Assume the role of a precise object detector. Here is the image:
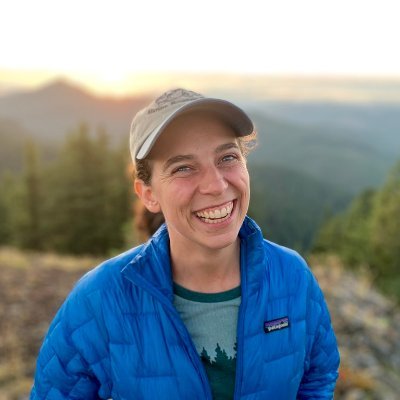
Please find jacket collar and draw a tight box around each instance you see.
[121,216,266,301]
[238,216,266,295]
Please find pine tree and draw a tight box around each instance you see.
[102,139,132,250]
[210,343,236,398]
[341,189,375,266]
[370,160,400,281]
[41,125,131,255]
[0,175,13,244]
[313,159,400,301]
[22,139,42,249]
[214,343,229,365]
[313,188,376,267]
[2,139,44,249]
[200,347,211,365]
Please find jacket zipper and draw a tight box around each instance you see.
[166,301,214,399]
[122,272,213,400]
[233,240,247,400]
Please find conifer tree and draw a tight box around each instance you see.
[2,139,43,249]
[41,125,131,255]
[313,159,400,301]
[22,139,42,249]
[212,343,235,396]
[0,176,12,244]
[314,189,375,267]
[370,160,400,282]
[214,343,229,365]
[200,347,211,365]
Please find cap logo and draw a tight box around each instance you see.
[147,89,203,114]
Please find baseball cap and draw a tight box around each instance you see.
[129,88,254,160]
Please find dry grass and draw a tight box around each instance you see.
[0,246,99,400]
[0,246,101,271]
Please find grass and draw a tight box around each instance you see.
[0,246,101,271]
[0,246,99,400]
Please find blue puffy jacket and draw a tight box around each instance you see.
[31,217,339,399]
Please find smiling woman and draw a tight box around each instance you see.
[31,88,340,399]
[134,110,251,272]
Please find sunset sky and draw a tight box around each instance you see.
[1,0,399,95]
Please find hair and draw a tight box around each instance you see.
[238,130,258,158]
[134,200,165,241]
[135,130,257,186]
[135,158,153,186]
[127,163,165,240]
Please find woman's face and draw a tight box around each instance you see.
[135,111,250,253]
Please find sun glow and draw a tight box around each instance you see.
[1,0,399,96]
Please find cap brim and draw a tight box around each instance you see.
[136,98,254,159]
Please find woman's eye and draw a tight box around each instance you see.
[172,165,191,174]
[221,154,238,163]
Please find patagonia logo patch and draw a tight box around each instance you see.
[264,317,290,334]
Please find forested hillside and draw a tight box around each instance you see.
[248,111,396,194]
[314,160,400,301]
[248,163,350,250]
[0,127,132,255]
[1,80,399,252]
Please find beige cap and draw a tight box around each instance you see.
[130,88,254,160]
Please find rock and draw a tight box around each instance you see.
[311,255,400,400]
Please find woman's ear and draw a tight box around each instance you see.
[134,179,161,213]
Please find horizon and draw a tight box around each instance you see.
[2,0,399,100]
[2,71,400,103]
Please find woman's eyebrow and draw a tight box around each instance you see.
[215,142,240,153]
[162,143,239,171]
[163,155,195,171]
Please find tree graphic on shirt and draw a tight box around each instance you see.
[200,343,236,397]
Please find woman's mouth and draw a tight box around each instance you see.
[195,201,234,224]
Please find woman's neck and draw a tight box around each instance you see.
[170,238,241,293]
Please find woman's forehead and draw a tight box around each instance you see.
[151,132,239,164]
[151,111,238,152]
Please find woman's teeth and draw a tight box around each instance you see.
[196,202,233,223]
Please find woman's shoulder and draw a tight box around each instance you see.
[68,245,145,298]
[48,245,146,333]
[262,238,309,271]
[243,216,313,281]
[261,239,321,290]
[261,239,326,302]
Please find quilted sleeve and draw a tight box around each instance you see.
[30,288,101,400]
[297,272,340,399]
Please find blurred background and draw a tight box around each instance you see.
[1,0,399,398]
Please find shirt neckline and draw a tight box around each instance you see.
[173,282,241,303]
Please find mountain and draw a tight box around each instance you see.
[248,112,395,194]
[0,118,31,172]
[1,79,398,193]
[248,163,350,250]
[248,100,400,157]
[0,79,151,144]
[0,118,60,173]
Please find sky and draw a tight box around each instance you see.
[1,0,399,95]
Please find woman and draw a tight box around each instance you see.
[31,88,339,399]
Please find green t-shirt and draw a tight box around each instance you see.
[173,283,241,399]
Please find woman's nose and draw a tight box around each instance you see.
[198,166,228,195]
